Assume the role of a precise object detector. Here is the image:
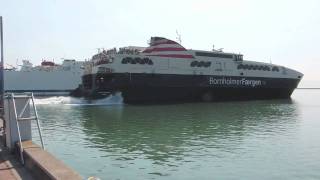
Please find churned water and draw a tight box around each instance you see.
[32,89,320,180]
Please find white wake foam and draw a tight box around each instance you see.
[33,92,123,106]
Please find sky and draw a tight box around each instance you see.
[1,0,320,87]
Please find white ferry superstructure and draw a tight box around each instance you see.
[76,37,303,103]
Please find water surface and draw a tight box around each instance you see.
[33,89,320,179]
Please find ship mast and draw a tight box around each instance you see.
[176,30,182,44]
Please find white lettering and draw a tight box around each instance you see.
[209,77,263,87]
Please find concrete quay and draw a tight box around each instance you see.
[0,118,82,180]
[0,118,34,180]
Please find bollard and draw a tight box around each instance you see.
[4,94,31,150]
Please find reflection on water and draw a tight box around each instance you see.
[34,90,320,179]
[79,100,298,163]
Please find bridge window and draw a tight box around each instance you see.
[195,52,233,59]
[235,55,243,61]
[272,66,279,72]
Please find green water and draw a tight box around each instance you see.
[34,89,320,179]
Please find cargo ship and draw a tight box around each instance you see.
[5,59,85,96]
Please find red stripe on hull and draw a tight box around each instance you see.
[143,47,186,53]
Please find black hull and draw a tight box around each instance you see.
[120,87,295,104]
[78,73,301,104]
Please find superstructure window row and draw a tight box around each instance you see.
[190,61,211,68]
[195,52,233,59]
[237,64,280,72]
[121,57,153,65]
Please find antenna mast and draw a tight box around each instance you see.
[176,30,182,44]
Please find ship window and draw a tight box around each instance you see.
[148,59,154,65]
[241,64,270,71]
[195,52,233,59]
[63,66,71,71]
[262,66,270,71]
[134,57,141,64]
[142,58,153,65]
[123,57,153,65]
[98,67,106,72]
[190,61,197,67]
[266,66,270,71]
[139,58,146,64]
[190,61,211,68]
[122,58,129,64]
[237,64,244,69]
[204,61,211,67]
[130,58,137,64]
[142,58,148,65]
[272,66,279,72]
[126,57,133,64]
[235,55,243,61]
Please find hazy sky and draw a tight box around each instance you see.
[1,0,320,86]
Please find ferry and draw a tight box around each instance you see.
[74,37,303,103]
[5,59,85,96]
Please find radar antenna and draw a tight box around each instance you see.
[218,48,224,52]
[176,30,182,44]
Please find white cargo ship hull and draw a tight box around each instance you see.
[4,60,84,96]
[4,70,82,96]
